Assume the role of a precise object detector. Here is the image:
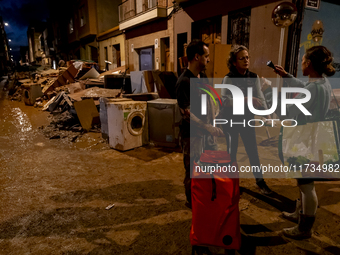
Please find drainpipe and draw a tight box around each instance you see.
[285,0,305,77]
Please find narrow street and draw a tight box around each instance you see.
[1,76,340,254]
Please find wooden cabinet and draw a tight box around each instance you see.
[205,44,232,96]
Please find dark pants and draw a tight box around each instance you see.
[223,120,264,183]
[181,135,217,203]
[181,136,203,203]
[297,179,314,185]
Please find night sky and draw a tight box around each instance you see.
[0,0,50,61]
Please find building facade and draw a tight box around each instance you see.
[27,22,47,65]
[174,0,293,81]
[0,16,10,75]
[119,0,175,72]
[97,0,126,71]
[297,0,340,79]
[25,0,339,82]
[66,0,98,61]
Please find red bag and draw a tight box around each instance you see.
[190,151,240,250]
[199,150,231,163]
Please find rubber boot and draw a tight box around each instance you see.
[282,198,301,223]
[282,212,315,240]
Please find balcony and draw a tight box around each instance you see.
[119,0,168,30]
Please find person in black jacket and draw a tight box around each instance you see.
[176,39,224,208]
[220,45,272,195]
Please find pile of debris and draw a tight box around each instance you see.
[6,61,127,138]
[5,61,182,150]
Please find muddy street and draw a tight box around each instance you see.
[0,77,340,255]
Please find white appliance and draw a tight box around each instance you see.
[107,101,147,151]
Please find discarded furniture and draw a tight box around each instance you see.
[42,64,78,95]
[107,101,147,151]
[147,99,181,147]
[22,83,43,106]
[123,92,158,101]
[99,97,133,141]
[104,74,132,94]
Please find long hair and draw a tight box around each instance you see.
[305,46,335,76]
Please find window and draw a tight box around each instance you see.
[112,44,121,68]
[192,16,221,45]
[227,8,251,48]
[79,6,86,27]
[148,0,157,8]
[69,19,74,34]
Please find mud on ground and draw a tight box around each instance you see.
[1,78,340,255]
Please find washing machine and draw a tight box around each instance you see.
[99,97,133,140]
[107,101,147,151]
[22,83,43,106]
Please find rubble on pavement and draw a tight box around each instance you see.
[4,61,128,138]
[4,63,180,145]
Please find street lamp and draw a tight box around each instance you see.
[10,48,12,50]
[8,39,11,42]
[4,22,9,26]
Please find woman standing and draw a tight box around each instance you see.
[221,45,272,195]
[266,45,335,239]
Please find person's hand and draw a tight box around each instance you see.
[207,125,224,137]
[253,97,263,108]
[274,65,288,77]
[245,97,263,108]
[261,77,272,92]
[264,118,280,127]
[179,108,190,119]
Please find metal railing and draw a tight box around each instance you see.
[119,0,168,23]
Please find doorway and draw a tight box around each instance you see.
[90,46,98,63]
[104,46,109,70]
[112,44,121,69]
[139,47,154,71]
[161,37,170,71]
[177,32,187,76]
